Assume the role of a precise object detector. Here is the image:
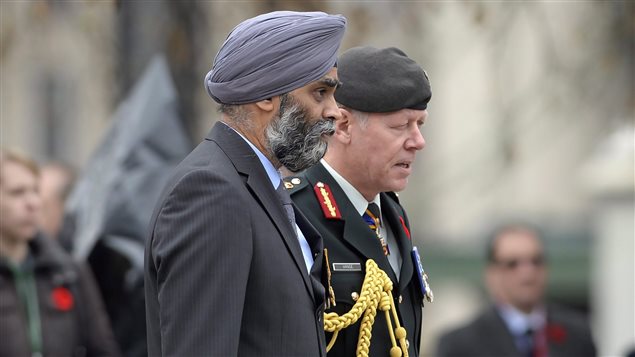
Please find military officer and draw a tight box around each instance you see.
[287,46,433,357]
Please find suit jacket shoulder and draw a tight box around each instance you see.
[436,306,519,357]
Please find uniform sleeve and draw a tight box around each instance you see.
[150,169,252,356]
[76,262,122,357]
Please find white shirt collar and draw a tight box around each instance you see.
[320,158,381,216]
[498,303,546,335]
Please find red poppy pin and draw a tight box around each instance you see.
[399,216,411,240]
[51,286,74,311]
[546,323,567,344]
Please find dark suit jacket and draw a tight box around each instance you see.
[144,122,326,357]
[436,305,597,357]
[287,163,424,357]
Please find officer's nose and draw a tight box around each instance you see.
[406,125,425,151]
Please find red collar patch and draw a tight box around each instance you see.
[313,182,341,219]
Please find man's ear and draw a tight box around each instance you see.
[254,97,276,112]
[333,107,353,144]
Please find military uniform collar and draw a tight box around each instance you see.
[320,158,381,216]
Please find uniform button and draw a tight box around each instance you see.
[398,295,403,304]
[406,340,410,349]
[351,292,359,301]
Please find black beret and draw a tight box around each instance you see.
[335,46,431,113]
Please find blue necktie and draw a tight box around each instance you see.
[517,328,535,357]
[362,203,389,255]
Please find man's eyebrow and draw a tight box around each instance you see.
[318,77,342,89]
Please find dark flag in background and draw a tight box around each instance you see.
[62,55,192,357]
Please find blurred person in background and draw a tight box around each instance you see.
[144,11,346,357]
[0,147,120,357]
[38,161,76,242]
[436,223,596,357]
[286,46,433,356]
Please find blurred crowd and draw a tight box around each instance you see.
[2,145,620,357]
[1,3,632,356]
[0,57,631,356]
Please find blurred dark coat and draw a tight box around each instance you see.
[0,234,120,357]
[287,162,424,357]
[436,304,597,357]
[144,122,327,356]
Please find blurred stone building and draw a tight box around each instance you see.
[1,1,633,356]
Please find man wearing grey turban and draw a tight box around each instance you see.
[145,10,346,357]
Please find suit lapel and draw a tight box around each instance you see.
[305,163,397,282]
[295,206,325,306]
[485,306,523,356]
[207,122,315,301]
[380,194,414,292]
[294,202,323,256]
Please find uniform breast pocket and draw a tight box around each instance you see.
[329,270,365,314]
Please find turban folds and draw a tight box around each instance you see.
[205,11,347,105]
[335,46,432,113]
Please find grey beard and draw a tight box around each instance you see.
[266,96,335,172]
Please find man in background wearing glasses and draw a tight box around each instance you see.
[436,223,597,357]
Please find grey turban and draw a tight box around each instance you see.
[335,46,432,113]
[205,11,347,105]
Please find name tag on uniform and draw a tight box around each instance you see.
[332,263,362,272]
